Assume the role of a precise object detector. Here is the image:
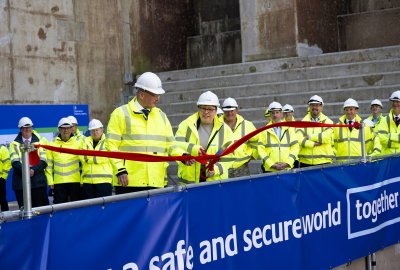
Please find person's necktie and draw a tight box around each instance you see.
[395,117,399,127]
[348,120,353,131]
[142,109,150,119]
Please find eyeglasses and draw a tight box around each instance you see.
[142,90,159,98]
[198,106,217,113]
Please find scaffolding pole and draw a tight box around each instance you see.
[21,141,33,219]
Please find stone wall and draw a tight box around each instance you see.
[0,0,124,123]
[240,0,343,61]
[130,0,194,74]
[338,0,400,51]
[0,0,195,123]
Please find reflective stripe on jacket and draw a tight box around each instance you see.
[175,112,234,183]
[221,114,258,169]
[334,115,381,162]
[107,97,185,188]
[296,112,335,165]
[258,122,299,172]
[46,135,82,185]
[376,110,400,155]
[80,134,115,184]
[0,145,11,179]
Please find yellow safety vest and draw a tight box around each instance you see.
[0,145,11,179]
[296,113,335,165]
[46,135,82,185]
[258,122,299,172]
[107,97,185,188]
[334,115,381,162]
[80,134,115,184]
[221,114,258,169]
[175,113,234,183]
[75,129,86,142]
[376,110,400,155]
[10,131,48,166]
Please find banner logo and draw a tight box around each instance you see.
[347,177,400,239]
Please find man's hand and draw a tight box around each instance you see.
[207,169,215,178]
[271,162,289,170]
[30,169,34,177]
[182,153,195,166]
[118,174,129,187]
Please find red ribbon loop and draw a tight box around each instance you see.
[37,121,355,164]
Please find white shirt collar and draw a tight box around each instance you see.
[135,99,145,111]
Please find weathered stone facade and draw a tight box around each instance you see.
[1,0,399,123]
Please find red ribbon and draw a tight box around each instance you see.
[38,121,359,169]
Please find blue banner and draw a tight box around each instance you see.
[0,104,89,201]
[1,157,400,270]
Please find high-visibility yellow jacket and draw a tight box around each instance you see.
[80,134,115,185]
[258,122,299,172]
[107,97,185,188]
[75,129,86,143]
[10,131,48,190]
[175,113,234,183]
[296,112,335,165]
[0,145,11,179]
[334,115,381,162]
[376,110,400,155]
[46,135,83,185]
[220,114,258,169]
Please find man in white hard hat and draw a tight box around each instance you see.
[9,117,49,208]
[296,95,334,167]
[67,115,85,142]
[107,72,187,194]
[258,102,299,173]
[376,90,400,155]
[46,117,83,203]
[365,99,383,128]
[282,104,295,122]
[80,119,114,199]
[175,91,234,183]
[220,97,258,178]
[334,98,381,162]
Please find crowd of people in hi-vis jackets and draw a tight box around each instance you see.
[1,71,399,210]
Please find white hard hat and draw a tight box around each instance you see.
[197,91,220,107]
[217,107,224,115]
[67,115,78,125]
[58,117,73,128]
[222,97,238,111]
[308,95,324,105]
[268,101,283,111]
[134,72,165,95]
[343,98,359,109]
[282,104,294,112]
[88,119,103,130]
[18,117,33,128]
[389,90,400,101]
[370,99,383,107]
